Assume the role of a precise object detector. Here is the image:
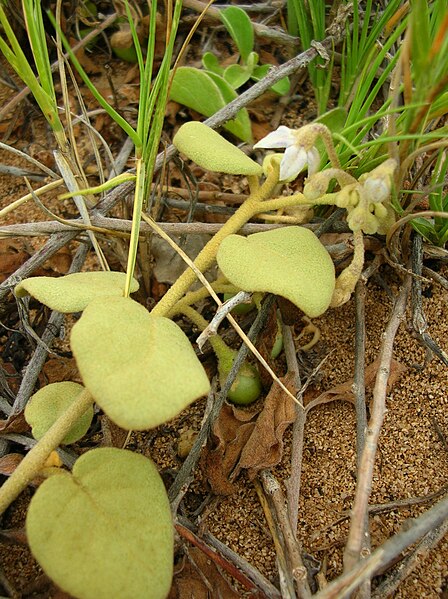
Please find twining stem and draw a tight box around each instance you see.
[178,305,232,362]
[260,192,338,213]
[167,278,238,319]
[0,390,94,515]
[150,165,280,317]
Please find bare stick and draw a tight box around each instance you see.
[283,324,305,535]
[411,234,448,366]
[201,527,282,599]
[254,476,296,599]
[350,280,371,598]
[9,244,89,416]
[259,470,312,599]
[343,279,410,571]
[313,494,448,598]
[0,180,135,306]
[182,0,299,47]
[371,517,448,598]
[168,380,216,506]
[175,520,271,597]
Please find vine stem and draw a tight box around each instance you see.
[150,167,280,317]
[0,390,94,515]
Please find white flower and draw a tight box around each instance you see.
[254,125,320,182]
[363,177,390,204]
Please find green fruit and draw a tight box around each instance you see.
[223,292,255,315]
[219,358,262,405]
[270,316,283,359]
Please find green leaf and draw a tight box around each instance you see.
[223,63,252,89]
[246,51,259,70]
[316,106,347,132]
[217,227,335,318]
[170,67,252,141]
[220,6,254,62]
[202,52,224,75]
[251,64,290,95]
[15,272,139,313]
[173,122,262,175]
[26,448,173,599]
[205,71,253,141]
[71,296,210,430]
[25,382,93,444]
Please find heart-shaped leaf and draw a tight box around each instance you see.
[25,382,93,444]
[173,121,261,176]
[26,448,173,599]
[71,296,210,430]
[217,227,335,318]
[15,272,139,313]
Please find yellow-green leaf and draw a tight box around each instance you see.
[26,448,173,599]
[173,121,262,175]
[25,382,93,444]
[71,296,210,430]
[15,272,139,313]
[217,227,335,318]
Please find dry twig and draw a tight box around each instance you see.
[343,279,411,574]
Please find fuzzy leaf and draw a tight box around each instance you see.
[26,448,173,599]
[173,121,261,175]
[71,296,210,430]
[170,67,252,142]
[25,382,93,444]
[15,272,138,313]
[217,227,335,318]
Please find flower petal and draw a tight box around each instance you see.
[306,147,321,176]
[363,177,389,203]
[279,145,307,181]
[253,125,296,149]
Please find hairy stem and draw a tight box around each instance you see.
[150,166,280,317]
[0,390,94,515]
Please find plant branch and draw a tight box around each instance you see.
[150,165,280,318]
[282,324,305,535]
[313,493,448,599]
[343,278,410,572]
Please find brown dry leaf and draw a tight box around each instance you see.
[0,452,23,476]
[251,120,273,143]
[73,42,101,74]
[202,373,298,493]
[168,547,240,599]
[237,372,297,479]
[41,357,80,385]
[0,239,30,283]
[0,410,29,434]
[201,402,260,495]
[118,83,140,103]
[304,357,407,413]
[44,246,72,275]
